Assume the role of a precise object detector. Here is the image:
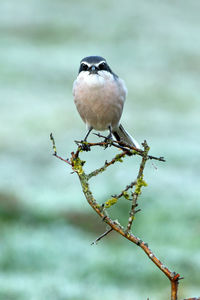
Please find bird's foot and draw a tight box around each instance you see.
[104,134,113,148]
[80,141,91,152]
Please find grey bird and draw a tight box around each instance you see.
[73,56,140,148]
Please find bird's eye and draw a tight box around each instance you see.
[98,62,106,70]
[81,63,88,71]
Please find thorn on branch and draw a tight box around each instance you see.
[179,277,184,280]
[91,228,113,245]
[102,215,107,222]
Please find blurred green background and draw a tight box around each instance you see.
[0,0,200,299]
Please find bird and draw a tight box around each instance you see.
[72,55,140,148]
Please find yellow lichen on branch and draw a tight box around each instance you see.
[135,175,148,195]
[105,197,118,208]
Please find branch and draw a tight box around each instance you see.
[126,140,149,233]
[75,136,165,162]
[50,133,198,300]
[50,133,71,165]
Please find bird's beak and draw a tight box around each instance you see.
[89,65,98,74]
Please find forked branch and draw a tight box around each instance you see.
[50,133,198,300]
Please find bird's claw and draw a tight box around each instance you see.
[80,141,91,151]
[103,135,113,148]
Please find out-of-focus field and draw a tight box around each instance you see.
[0,0,200,299]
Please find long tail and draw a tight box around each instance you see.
[112,124,140,149]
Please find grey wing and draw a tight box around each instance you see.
[116,77,128,103]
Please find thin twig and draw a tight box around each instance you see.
[50,133,57,155]
[113,180,137,199]
[126,140,149,233]
[91,228,113,245]
[50,133,71,165]
[87,151,127,179]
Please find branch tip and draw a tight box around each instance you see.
[50,132,57,155]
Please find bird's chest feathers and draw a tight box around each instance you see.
[74,73,116,102]
[83,74,105,89]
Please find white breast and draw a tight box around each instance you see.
[82,72,105,88]
[73,70,127,131]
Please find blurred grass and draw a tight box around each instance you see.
[0,0,200,299]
